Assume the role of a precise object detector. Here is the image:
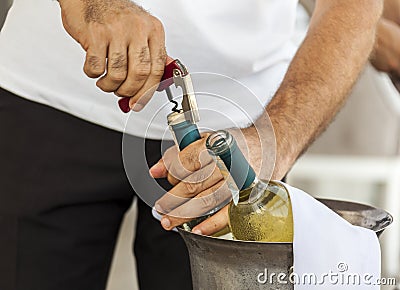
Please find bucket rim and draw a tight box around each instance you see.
[177,198,393,244]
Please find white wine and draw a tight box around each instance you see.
[206,131,293,242]
[228,181,293,242]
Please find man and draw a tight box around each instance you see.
[0,1,382,290]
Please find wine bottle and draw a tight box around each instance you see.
[206,130,293,242]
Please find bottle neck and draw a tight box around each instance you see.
[206,130,257,191]
[237,178,271,204]
[237,182,256,203]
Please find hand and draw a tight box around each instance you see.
[371,18,400,77]
[149,135,233,235]
[149,127,267,236]
[58,0,167,111]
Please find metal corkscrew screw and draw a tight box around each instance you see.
[117,58,201,150]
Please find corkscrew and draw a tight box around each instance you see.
[118,59,201,150]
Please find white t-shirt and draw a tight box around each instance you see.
[0,0,298,139]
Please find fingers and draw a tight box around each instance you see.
[114,16,166,111]
[166,138,213,185]
[74,4,167,111]
[84,49,107,78]
[149,146,178,179]
[150,136,213,183]
[125,24,167,110]
[83,31,107,78]
[192,205,230,236]
[155,162,223,213]
[160,180,231,230]
[114,44,151,105]
[150,136,230,233]
[96,39,129,92]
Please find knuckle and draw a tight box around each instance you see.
[169,161,180,178]
[200,193,218,209]
[167,174,176,186]
[150,16,164,32]
[85,55,104,77]
[150,48,167,78]
[130,46,151,81]
[96,82,114,93]
[109,52,127,71]
[132,13,147,26]
[168,164,182,183]
[203,164,217,180]
[156,47,167,63]
[184,181,198,194]
[108,72,127,83]
[196,171,208,183]
[84,67,99,78]
[151,66,165,78]
[133,65,151,81]
[116,82,141,96]
[86,55,101,68]
[183,151,201,171]
[135,46,151,64]
[116,88,133,97]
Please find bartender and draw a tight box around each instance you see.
[0,0,388,290]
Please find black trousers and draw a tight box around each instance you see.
[0,88,192,290]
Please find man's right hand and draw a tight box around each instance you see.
[58,0,167,111]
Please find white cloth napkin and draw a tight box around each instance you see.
[282,183,381,289]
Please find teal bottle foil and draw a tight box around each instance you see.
[167,110,201,150]
[206,131,256,191]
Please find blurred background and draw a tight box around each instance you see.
[1,1,399,289]
[288,2,400,290]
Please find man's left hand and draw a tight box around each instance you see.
[149,136,232,235]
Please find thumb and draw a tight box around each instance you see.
[149,159,168,178]
[192,205,229,236]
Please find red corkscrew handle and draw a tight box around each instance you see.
[118,58,180,113]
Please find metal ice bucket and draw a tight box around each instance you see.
[178,199,393,290]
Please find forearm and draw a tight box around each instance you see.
[265,0,383,179]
